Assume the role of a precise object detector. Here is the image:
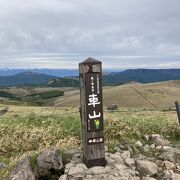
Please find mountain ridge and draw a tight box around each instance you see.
[0,69,180,87]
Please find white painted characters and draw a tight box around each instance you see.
[88,94,100,107]
[88,110,101,119]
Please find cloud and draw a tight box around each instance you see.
[0,0,180,68]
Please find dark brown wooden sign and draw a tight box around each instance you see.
[175,101,180,125]
[79,58,106,168]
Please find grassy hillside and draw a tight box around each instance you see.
[54,80,180,109]
[0,105,179,179]
[0,80,179,108]
[47,77,79,87]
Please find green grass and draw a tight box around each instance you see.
[26,90,64,100]
[0,107,180,179]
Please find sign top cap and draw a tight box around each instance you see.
[79,57,101,65]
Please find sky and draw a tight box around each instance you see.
[0,0,180,69]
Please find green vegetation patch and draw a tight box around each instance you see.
[26,90,64,100]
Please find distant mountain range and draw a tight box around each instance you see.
[0,68,79,77]
[0,72,56,87]
[0,69,180,87]
[103,69,180,85]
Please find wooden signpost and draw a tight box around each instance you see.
[175,101,180,125]
[79,57,106,168]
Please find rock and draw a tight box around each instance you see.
[156,146,162,150]
[150,134,170,146]
[130,177,140,180]
[115,163,126,171]
[59,174,67,180]
[109,152,123,163]
[0,162,7,169]
[88,166,111,175]
[134,154,146,160]
[128,145,134,155]
[114,147,123,153]
[37,149,63,177]
[125,158,135,168]
[119,144,125,150]
[163,146,173,151]
[174,173,180,180]
[155,160,164,167]
[121,151,131,159]
[143,144,150,152]
[132,147,140,154]
[150,144,156,149]
[64,162,75,173]
[135,141,143,147]
[107,104,118,111]
[144,135,149,141]
[163,170,175,179]
[105,145,108,152]
[68,163,87,177]
[159,150,175,163]
[164,160,175,170]
[106,156,115,165]
[142,177,156,180]
[136,160,158,176]
[9,157,35,180]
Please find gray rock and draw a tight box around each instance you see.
[109,152,123,163]
[136,160,158,176]
[144,135,149,141]
[125,158,135,168]
[0,162,7,169]
[119,144,125,150]
[64,162,75,173]
[159,150,175,163]
[114,147,123,153]
[105,145,108,152]
[121,151,131,159]
[150,144,156,149]
[163,146,173,151]
[164,160,175,170]
[107,104,118,111]
[115,163,126,171]
[150,134,170,146]
[37,149,63,177]
[59,174,68,180]
[106,156,115,165]
[133,147,140,154]
[163,170,174,179]
[134,154,146,160]
[142,177,156,180]
[130,177,140,180]
[88,166,111,175]
[156,146,162,150]
[68,163,87,177]
[143,144,150,152]
[135,141,143,147]
[9,157,35,180]
[174,173,180,180]
[155,160,164,167]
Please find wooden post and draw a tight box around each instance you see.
[79,57,106,168]
[175,101,180,125]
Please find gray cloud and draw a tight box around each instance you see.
[0,0,180,68]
